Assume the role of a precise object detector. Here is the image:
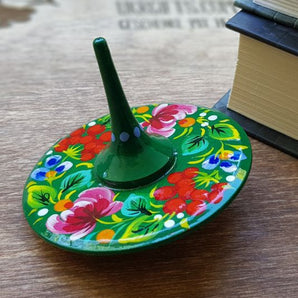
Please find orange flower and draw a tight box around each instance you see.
[136,106,149,114]
[178,117,195,127]
[54,199,74,212]
[96,229,115,244]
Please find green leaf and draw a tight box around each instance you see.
[194,170,221,188]
[226,144,248,150]
[182,136,209,156]
[180,218,190,229]
[118,216,162,244]
[121,194,152,217]
[60,170,92,192]
[209,123,240,141]
[27,185,57,209]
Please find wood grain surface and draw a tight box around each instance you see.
[1,0,297,297]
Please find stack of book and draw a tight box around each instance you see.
[214,0,298,157]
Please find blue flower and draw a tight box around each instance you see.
[31,155,73,181]
[31,167,49,181]
[44,155,61,168]
[229,151,247,161]
[202,151,246,173]
[202,155,220,170]
[219,161,237,173]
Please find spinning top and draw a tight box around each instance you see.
[23,38,252,254]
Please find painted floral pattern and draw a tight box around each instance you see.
[140,104,197,137]
[46,188,122,241]
[23,104,252,253]
[31,155,73,182]
[55,123,111,161]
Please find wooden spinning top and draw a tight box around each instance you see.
[22,38,252,254]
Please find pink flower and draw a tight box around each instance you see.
[46,187,123,241]
[142,104,197,137]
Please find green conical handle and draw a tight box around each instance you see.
[93,37,139,138]
[93,37,177,190]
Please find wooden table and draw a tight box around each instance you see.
[1,0,297,297]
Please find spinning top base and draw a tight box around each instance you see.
[94,128,177,190]
[23,104,252,254]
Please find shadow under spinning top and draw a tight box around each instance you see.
[23,38,252,254]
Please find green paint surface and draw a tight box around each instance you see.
[23,104,252,254]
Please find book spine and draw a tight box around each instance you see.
[234,0,298,29]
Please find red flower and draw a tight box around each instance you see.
[46,187,123,241]
[55,124,111,161]
[141,104,197,137]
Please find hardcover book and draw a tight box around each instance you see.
[234,0,298,29]
[254,0,298,19]
[217,11,298,157]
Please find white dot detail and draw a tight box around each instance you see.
[88,121,96,127]
[38,208,48,217]
[201,122,209,127]
[177,213,184,219]
[199,112,207,117]
[164,219,175,228]
[208,115,218,121]
[46,150,53,155]
[154,214,162,221]
[226,175,235,182]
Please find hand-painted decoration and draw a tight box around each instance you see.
[23,38,252,254]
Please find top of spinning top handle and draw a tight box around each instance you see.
[93,37,177,190]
